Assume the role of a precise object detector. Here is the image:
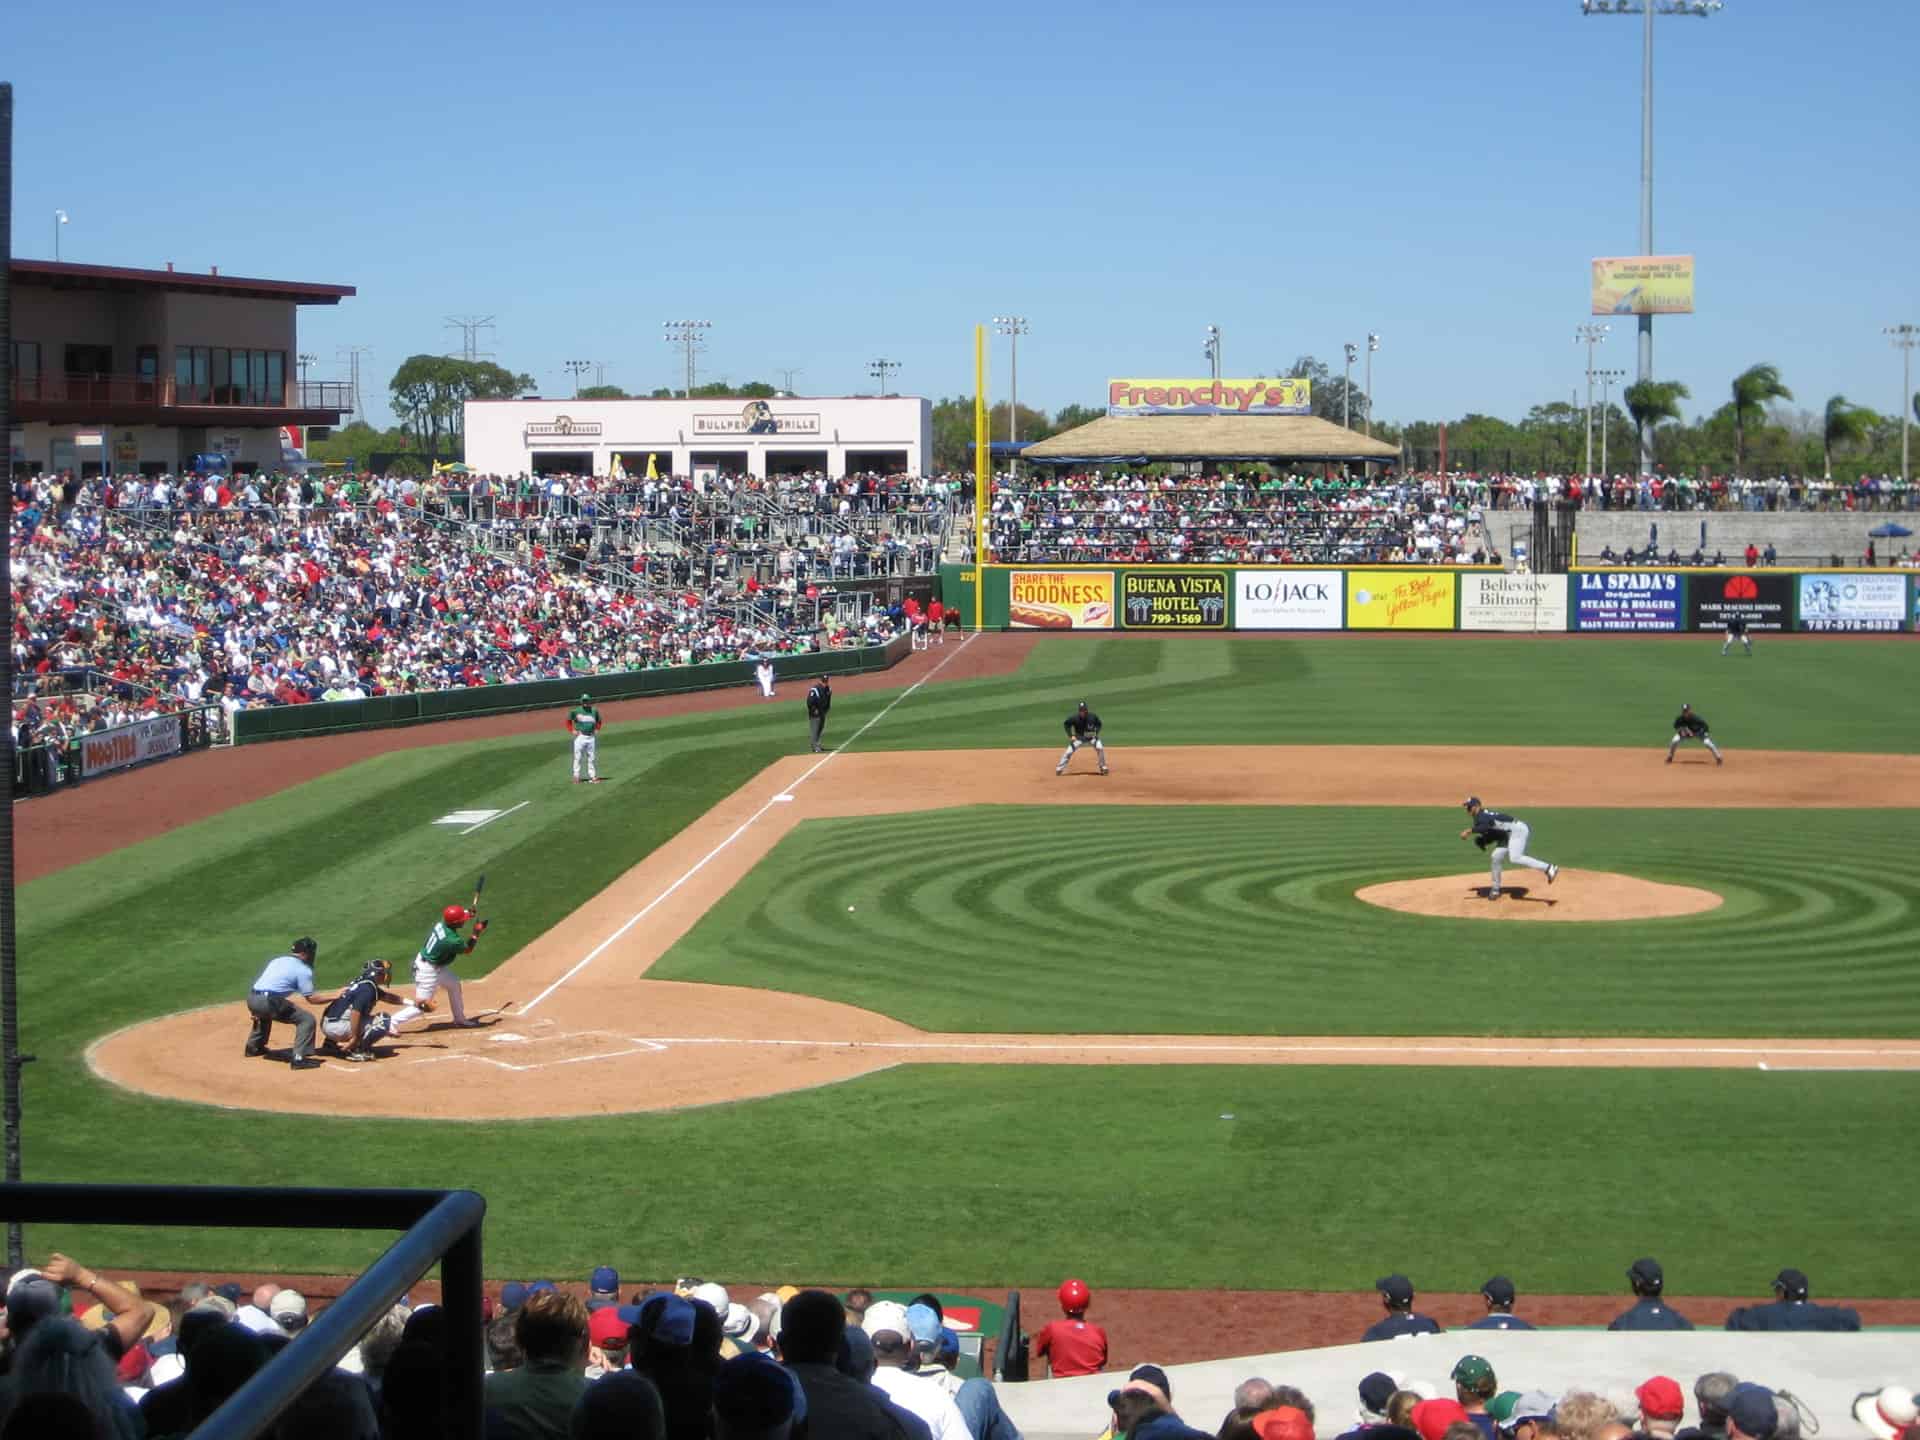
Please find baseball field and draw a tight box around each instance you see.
[23,633,1920,1302]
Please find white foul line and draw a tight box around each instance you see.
[520,635,979,1017]
[462,800,530,835]
[596,1036,1920,1061]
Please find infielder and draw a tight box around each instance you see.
[1460,796,1559,899]
[389,904,489,1033]
[320,959,405,1061]
[1668,703,1724,764]
[1056,702,1108,776]
[568,693,602,783]
[1721,614,1752,657]
[755,654,776,699]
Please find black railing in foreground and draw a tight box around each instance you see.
[0,1183,485,1439]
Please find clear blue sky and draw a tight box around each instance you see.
[8,0,1917,431]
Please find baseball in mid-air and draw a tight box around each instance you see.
[847,905,856,912]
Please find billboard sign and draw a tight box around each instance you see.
[1460,573,1570,632]
[1107,378,1310,417]
[1009,570,1115,630]
[1235,570,1342,629]
[1346,571,1457,630]
[1689,572,1791,632]
[1575,571,1682,631]
[1591,255,1695,315]
[1796,574,1907,632]
[1119,570,1228,629]
[79,713,182,779]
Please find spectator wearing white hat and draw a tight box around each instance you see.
[865,1302,967,1440]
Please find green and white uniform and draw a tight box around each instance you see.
[390,920,478,1030]
[569,703,601,781]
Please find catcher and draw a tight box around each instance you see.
[320,959,406,1061]
[1056,701,1108,776]
[388,903,490,1034]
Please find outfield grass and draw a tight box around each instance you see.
[650,805,1920,1037]
[21,635,1920,1282]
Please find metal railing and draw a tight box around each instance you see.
[0,1182,485,1440]
[8,374,353,414]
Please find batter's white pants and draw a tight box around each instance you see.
[1490,820,1552,888]
[390,957,467,1030]
[572,733,597,780]
[1057,737,1107,773]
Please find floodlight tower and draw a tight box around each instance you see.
[1580,0,1724,474]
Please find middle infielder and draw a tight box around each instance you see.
[389,904,489,1033]
[1056,702,1108,776]
[1460,796,1559,899]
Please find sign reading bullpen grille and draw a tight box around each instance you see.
[1120,571,1227,629]
[80,713,184,779]
[1688,573,1791,632]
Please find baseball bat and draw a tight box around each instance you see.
[471,872,487,914]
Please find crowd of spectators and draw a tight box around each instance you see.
[1587,539,1919,569]
[985,474,1498,566]
[1382,474,1917,514]
[8,470,910,748]
[0,1254,1910,1440]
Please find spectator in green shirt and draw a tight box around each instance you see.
[484,1290,590,1440]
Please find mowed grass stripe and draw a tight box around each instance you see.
[650,805,1920,1037]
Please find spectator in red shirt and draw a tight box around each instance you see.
[1030,1278,1107,1378]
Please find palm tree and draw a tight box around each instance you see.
[1625,379,1690,470]
[1822,395,1875,479]
[1730,363,1793,476]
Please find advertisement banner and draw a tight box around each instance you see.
[79,713,182,779]
[1235,570,1342,630]
[1119,570,1228,629]
[1796,574,1907,632]
[1575,571,1683,631]
[1009,570,1115,630]
[1460,573,1570,632]
[1591,255,1695,315]
[1106,378,1310,417]
[1688,573,1792,632]
[1346,571,1457,630]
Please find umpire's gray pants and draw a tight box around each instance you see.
[809,714,826,752]
[246,991,314,1061]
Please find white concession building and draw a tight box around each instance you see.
[463,394,932,479]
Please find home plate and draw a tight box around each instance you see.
[773,794,795,803]
[489,1032,531,1044]
[434,810,501,826]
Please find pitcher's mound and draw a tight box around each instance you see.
[1356,870,1722,922]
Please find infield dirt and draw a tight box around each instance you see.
[88,743,1920,1119]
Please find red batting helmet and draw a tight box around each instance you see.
[1057,1278,1091,1313]
[443,904,470,927]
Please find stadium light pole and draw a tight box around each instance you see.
[563,359,592,397]
[1576,323,1610,475]
[1581,0,1724,475]
[1343,342,1358,430]
[1889,324,1917,485]
[1595,368,1627,477]
[868,358,900,397]
[992,316,1029,456]
[1203,325,1221,382]
[2,82,27,1270]
[1364,333,1380,437]
[662,320,710,397]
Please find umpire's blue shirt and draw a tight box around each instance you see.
[1608,1297,1693,1331]
[252,955,315,996]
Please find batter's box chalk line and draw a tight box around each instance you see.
[409,1029,672,1072]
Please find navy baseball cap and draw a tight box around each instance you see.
[1131,1364,1172,1398]
[1482,1276,1516,1305]
[1773,1268,1809,1299]
[1377,1274,1415,1305]
[1728,1385,1779,1439]
[1628,1257,1664,1288]
[1462,796,1481,809]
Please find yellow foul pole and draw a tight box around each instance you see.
[973,325,989,631]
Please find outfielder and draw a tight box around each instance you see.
[568,693,602,783]
[1721,614,1752,657]
[1668,703,1724,764]
[320,959,405,1061]
[1056,702,1108,776]
[1460,796,1559,899]
[389,904,489,1033]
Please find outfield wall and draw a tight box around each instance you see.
[231,633,913,745]
[938,564,1918,634]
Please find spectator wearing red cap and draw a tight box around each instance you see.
[1363,1275,1443,1342]
[1030,1279,1106,1379]
[587,1306,632,1378]
[1413,1399,1473,1440]
[1637,1378,1687,1440]
[1254,1407,1317,1440]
